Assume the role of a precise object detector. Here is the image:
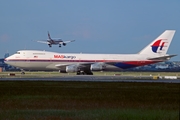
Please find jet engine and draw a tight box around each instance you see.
[63,43,66,46]
[66,65,78,72]
[90,63,106,71]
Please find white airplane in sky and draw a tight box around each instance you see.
[5,30,176,75]
[36,31,75,47]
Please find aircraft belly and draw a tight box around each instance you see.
[14,62,53,70]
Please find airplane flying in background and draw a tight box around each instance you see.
[36,31,75,47]
[5,30,176,75]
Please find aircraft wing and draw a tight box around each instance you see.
[55,62,94,72]
[55,62,91,69]
[37,40,49,44]
[62,40,75,44]
[55,62,109,73]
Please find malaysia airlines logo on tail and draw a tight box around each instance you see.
[151,39,167,53]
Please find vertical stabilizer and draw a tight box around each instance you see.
[47,31,52,40]
[139,30,175,55]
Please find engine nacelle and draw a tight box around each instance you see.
[63,43,66,46]
[90,63,105,71]
[66,65,78,73]
[59,70,66,73]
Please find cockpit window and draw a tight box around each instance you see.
[16,52,20,54]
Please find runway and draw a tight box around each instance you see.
[0,75,180,83]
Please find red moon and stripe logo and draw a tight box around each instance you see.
[151,39,167,53]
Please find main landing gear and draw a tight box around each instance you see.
[76,71,93,75]
[21,71,25,75]
[21,69,25,75]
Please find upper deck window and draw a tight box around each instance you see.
[33,53,45,55]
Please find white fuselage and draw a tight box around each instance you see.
[48,39,62,45]
[5,50,161,71]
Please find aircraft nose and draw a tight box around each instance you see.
[4,56,16,67]
[4,56,11,64]
[4,58,8,63]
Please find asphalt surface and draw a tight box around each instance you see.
[0,75,180,83]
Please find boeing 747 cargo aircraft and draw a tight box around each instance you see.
[36,31,75,47]
[5,30,176,75]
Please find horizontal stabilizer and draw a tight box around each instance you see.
[147,54,177,61]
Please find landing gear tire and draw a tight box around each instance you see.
[87,72,93,75]
[84,70,93,75]
[77,71,85,75]
[21,71,25,75]
[76,71,93,75]
[77,71,80,75]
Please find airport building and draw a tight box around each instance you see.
[0,53,9,72]
[0,58,6,72]
[0,53,20,72]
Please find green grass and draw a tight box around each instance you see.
[1,71,180,78]
[0,82,179,119]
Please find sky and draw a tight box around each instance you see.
[0,0,180,60]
